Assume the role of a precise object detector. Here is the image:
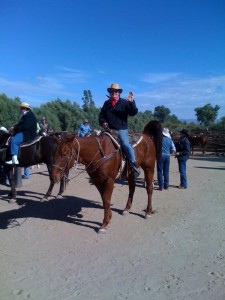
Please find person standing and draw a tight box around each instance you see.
[23,167,30,179]
[6,102,37,165]
[78,119,91,137]
[157,128,176,190]
[39,117,49,135]
[175,129,191,189]
[99,83,140,177]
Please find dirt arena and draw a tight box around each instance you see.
[0,154,225,300]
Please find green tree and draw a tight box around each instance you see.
[82,90,94,113]
[0,94,21,129]
[153,105,170,123]
[194,103,220,127]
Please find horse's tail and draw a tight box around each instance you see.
[143,120,162,161]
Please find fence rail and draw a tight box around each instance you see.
[172,133,225,154]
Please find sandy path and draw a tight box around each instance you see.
[0,154,225,300]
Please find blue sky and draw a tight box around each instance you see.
[0,0,225,120]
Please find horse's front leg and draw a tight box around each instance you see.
[122,174,135,216]
[41,181,54,201]
[56,170,70,199]
[55,177,66,199]
[96,178,114,234]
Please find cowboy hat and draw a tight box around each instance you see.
[0,126,8,132]
[179,129,189,136]
[162,128,171,138]
[107,83,123,93]
[20,102,31,110]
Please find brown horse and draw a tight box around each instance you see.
[188,133,208,155]
[0,131,71,202]
[51,120,162,233]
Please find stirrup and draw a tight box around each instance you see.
[131,162,141,178]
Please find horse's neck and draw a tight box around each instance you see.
[73,137,100,165]
[74,136,115,165]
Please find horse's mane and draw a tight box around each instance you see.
[143,120,162,161]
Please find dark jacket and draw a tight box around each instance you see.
[175,137,190,160]
[13,110,37,142]
[99,97,138,130]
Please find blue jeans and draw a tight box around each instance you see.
[24,167,30,178]
[178,159,187,188]
[10,132,23,156]
[118,129,136,163]
[157,154,170,189]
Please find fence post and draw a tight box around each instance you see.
[15,167,23,188]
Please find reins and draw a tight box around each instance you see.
[85,136,121,174]
[53,134,121,182]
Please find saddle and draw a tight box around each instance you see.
[103,130,143,179]
[104,130,143,150]
[20,136,43,148]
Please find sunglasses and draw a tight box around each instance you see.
[110,90,119,94]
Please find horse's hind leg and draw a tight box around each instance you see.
[122,174,135,215]
[144,168,154,219]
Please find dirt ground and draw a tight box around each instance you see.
[0,154,225,300]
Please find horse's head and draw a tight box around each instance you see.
[51,133,76,183]
[0,130,11,149]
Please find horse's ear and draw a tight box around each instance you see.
[62,133,76,144]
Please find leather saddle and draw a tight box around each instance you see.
[102,130,143,179]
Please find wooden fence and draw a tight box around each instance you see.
[206,134,225,153]
[172,133,225,154]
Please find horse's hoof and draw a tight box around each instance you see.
[56,195,63,199]
[98,228,107,234]
[145,214,152,220]
[122,210,129,216]
[9,199,17,204]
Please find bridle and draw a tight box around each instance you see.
[52,142,77,178]
[52,135,121,178]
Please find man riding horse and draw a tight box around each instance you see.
[6,102,37,165]
[99,83,140,177]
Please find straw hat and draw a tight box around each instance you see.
[107,83,123,93]
[162,128,171,138]
[20,102,31,110]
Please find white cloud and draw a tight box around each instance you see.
[55,66,90,84]
[137,73,225,119]
[141,72,181,84]
[0,70,224,120]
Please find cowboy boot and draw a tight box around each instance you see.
[132,162,141,178]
